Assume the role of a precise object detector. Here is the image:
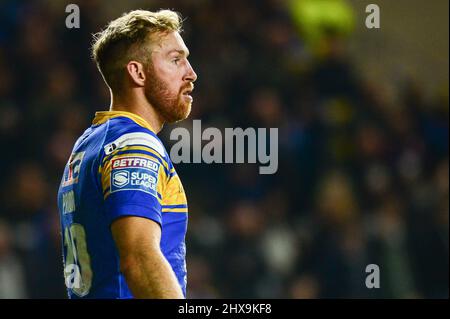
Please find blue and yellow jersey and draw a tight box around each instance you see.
[57,111,188,298]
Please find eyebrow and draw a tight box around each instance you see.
[167,49,190,57]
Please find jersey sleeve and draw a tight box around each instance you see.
[99,130,170,226]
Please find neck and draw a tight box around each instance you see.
[109,89,164,134]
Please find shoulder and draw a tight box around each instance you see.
[99,117,173,179]
[103,117,167,159]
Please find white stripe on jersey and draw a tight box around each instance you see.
[104,132,166,156]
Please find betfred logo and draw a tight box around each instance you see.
[112,157,159,172]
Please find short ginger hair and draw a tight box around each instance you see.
[91,9,182,91]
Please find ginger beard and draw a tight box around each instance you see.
[144,64,192,124]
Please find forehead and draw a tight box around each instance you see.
[152,31,189,56]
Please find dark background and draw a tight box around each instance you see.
[0,0,448,298]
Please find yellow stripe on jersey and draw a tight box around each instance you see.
[161,174,188,207]
[161,208,188,213]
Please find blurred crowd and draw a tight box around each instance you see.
[0,0,448,298]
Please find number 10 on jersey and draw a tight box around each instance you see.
[63,223,93,297]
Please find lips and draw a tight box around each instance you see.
[182,85,194,96]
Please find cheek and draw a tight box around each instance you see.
[153,65,181,93]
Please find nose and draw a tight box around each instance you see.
[184,60,197,83]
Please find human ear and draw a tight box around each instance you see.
[126,61,146,87]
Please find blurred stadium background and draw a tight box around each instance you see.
[0,0,448,298]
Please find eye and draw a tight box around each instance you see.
[172,58,181,65]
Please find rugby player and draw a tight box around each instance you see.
[57,9,197,298]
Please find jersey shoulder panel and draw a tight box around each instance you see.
[98,117,170,226]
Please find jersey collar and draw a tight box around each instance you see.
[92,111,156,133]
